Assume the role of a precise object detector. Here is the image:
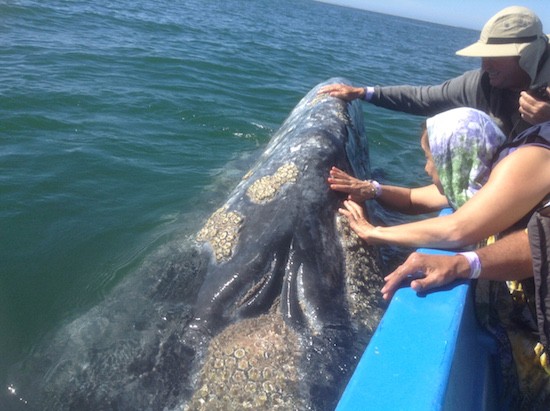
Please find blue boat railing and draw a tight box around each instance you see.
[336,211,503,411]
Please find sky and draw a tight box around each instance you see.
[317,1,550,30]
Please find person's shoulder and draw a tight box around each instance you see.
[447,69,483,86]
[457,69,483,79]
[506,145,550,168]
[514,121,550,145]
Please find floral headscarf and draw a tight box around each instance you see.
[426,107,507,209]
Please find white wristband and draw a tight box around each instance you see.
[459,251,482,279]
[362,86,375,101]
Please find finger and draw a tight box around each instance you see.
[410,279,425,292]
[411,274,445,293]
[521,92,539,109]
[381,280,397,301]
[338,208,351,219]
[410,277,436,293]
[381,277,400,295]
[318,86,336,95]
[328,175,347,183]
[339,171,353,180]
[342,200,353,211]
[330,184,352,193]
[382,266,408,289]
[382,287,399,301]
[345,202,361,219]
[382,270,417,300]
[331,178,352,188]
[330,179,351,186]
[344,199,359,211]
[349,201,365,218]
[521,111,535,123]
[331,168,348,179]
[385,264,415,283]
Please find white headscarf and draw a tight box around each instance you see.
[426,107,507,209]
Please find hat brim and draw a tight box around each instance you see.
[456,41,524,57]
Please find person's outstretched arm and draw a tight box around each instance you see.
[381,229,532,301]
[328,167,448,214]
[339,146,550,249]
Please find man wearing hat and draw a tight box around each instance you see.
[320,6,550,139]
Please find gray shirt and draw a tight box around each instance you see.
[370,67,548,139]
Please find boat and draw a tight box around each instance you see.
[336,209,504,411]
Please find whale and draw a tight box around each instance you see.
[182,78,387,410]
[2,78,386,411]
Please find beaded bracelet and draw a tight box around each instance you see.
[366,180,382,199]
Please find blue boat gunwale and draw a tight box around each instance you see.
[336,209,502,411]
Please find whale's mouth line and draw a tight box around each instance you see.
[236,256,284,311]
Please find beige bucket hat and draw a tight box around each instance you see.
[456,6,544,57]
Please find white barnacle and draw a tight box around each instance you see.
[196,207,244,263]
[246,163,299,204]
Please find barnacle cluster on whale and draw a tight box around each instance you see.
[196,162,299,262]
[185,314,304,410]
[246,162,299,204]
[196,207,243,263]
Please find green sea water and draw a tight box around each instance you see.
[0,0,478,405]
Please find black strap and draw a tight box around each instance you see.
[537,43,549,77]
[491,122,550,167]
[487,35,538,44]
[529,206,550,350]
[502,133,550,151]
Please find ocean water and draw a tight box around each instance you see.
[0,0,478,406]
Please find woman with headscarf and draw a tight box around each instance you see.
[328,107,506,216]
[425,107,507,209]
